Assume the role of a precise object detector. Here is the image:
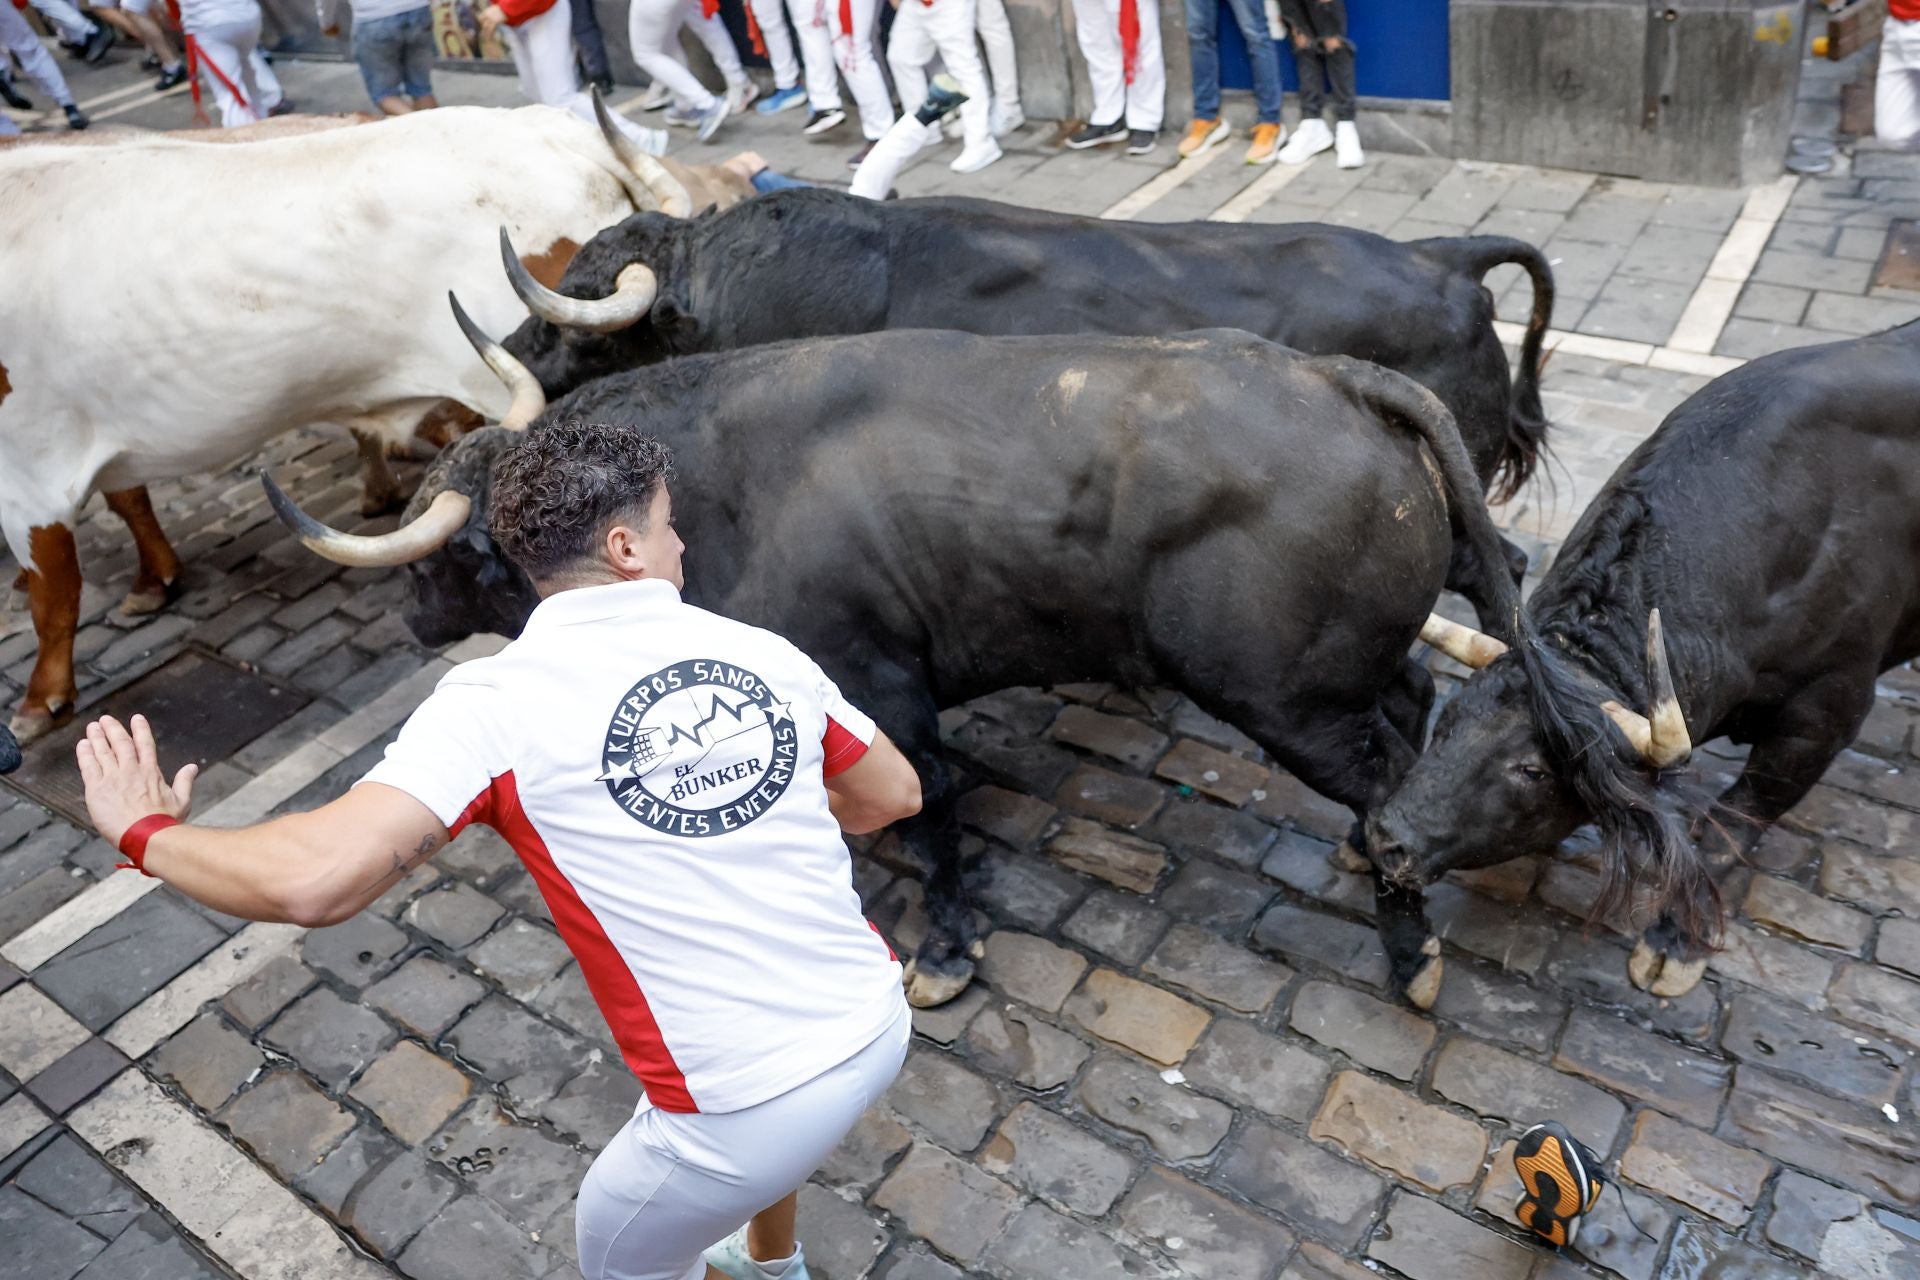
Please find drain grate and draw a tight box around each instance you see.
[1875,220,1920,293]
[1,649,310,828]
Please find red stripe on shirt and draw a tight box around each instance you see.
[451,771,699,1113]
[822,716,869,778]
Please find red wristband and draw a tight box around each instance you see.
[117,814,180,876]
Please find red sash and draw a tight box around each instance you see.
[1119,0,1139,84]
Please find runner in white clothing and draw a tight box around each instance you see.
[178,0,286,127]
[75,421,921,1280]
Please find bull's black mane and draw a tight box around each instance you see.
[1508,491,1722,945]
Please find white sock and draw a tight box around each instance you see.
[747,1247,801,1279]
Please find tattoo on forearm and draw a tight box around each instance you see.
[357,832,442,897]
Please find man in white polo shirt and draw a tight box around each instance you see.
[74,421,921,1280]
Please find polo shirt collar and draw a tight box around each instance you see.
[523,577,683,631]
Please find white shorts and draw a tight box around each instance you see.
[576,996,910,1280]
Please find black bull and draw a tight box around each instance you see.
[501,189,1556,622]
[274,330,1524,1005]
[1366,318,1920,1002]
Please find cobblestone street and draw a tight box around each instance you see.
[5,43,1920,1280]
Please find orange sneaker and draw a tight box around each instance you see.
[1246,122,1283,164]
[1178,117,1229,158]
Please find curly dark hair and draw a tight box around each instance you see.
[489,421,674,580]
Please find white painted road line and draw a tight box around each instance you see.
[77,78,170,112]
[1102,146,1225,220]
[105,922,305,1059]
[71,1071,388,1280]
[1493,319,1746,382]
[87,83,192,124]
[3,655,453,972]
[1667,174,1798,355]
[1208,162,1305,223]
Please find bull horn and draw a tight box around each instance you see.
[262,471,471,568]
[590,87,692,217]
[1420,614,1508,669]
[449,292,545,431]
[499,228,658,333]
[1644,609,1692,767]
[1601,611,1692,768]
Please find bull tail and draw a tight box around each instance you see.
[1322,356,1526,643]
[1417,235,1556,505]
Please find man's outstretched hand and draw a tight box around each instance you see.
[75,714,197,848]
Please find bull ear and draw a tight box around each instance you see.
[650,290,700,340]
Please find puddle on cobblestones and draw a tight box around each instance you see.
[0,648,308,826]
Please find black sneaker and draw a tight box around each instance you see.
[82,23,116,64]
[141,53,161,71]
[0,79,32,111]
[268,98,295,116]
[847,139,876,170]
[1126,128,1158,156]
[156,63,188,91]
[1065,119,1126,149]
[65,103,90,130]
[916,72,966,125]
[1514,1122,1604,1249]
[591,73,614,96]
[804,107,846,136]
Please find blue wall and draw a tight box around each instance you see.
[1215,0,1449,101]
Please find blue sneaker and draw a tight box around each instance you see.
[695,96,728,143]
[704,1227,810,1280]
[756,84,807,115]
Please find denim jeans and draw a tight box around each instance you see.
[1186,0,1281,124]
[351,6,433,103]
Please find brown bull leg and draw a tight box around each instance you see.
[353,429,406,518]
[103,486,182,616]
[13,524,81,744]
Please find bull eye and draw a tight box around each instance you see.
[1517,764,1551,784]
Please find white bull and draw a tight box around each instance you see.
[0,102,693,742]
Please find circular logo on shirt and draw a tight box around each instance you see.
[599,659,799,838]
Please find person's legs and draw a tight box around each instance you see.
[627,0,718,108]
[1122,0,1164,135]
[884,0,935,146]
[570,0,614,89]
[684,0,751,102]
[108,0,184,79]
[1184,0,1220,122]
[928,0,992,161]
[188,19,261,126]
[848,108,931,195]
[353,12,411,113]
[1313,0,1354,121]
[1224,0,1280,123]
[784,0,841,114]
[1878,19,1920,148]
[746,0,799,92]
[973,0,1018,124]
[400,7,437,106]
[830,0,894,139]
[1068,0,1124,127]
[579,1005,908,1280]
[1,2,75,104]
[244,20,284,113]
[29,0,95,49]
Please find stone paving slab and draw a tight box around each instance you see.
[7,29,1920,1280]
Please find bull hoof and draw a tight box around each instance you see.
[1628,937,1708,998]
[120,579,178,617]
[1404,936,1443,1010]
[903,955,975,1008]
[1331,841,1370,874]
[9,699,71,745]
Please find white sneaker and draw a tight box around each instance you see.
[990,102,1025,137]
[950,138,1002,173]
[636,81,672,111]
[943,114,964,141]
[1276,117,1332,165]
[1335,119,1365,168]
[730,81,760,113]
[705,1227,811,1280]
[695,96,729,142]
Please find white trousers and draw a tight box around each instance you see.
[508,0,656,146]
[187,16,283,127]
[786,0,839,111]
[828,0,892,138]
[575,1000,909,1280]
[1069,0,1162,131]
[29,0,94,45]
[0,1,76,106]
[746,0,799,90]
[975,0,1018,115]
[629,0,721,110]
[1880,18,1920,149]
[887,0,988,150]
